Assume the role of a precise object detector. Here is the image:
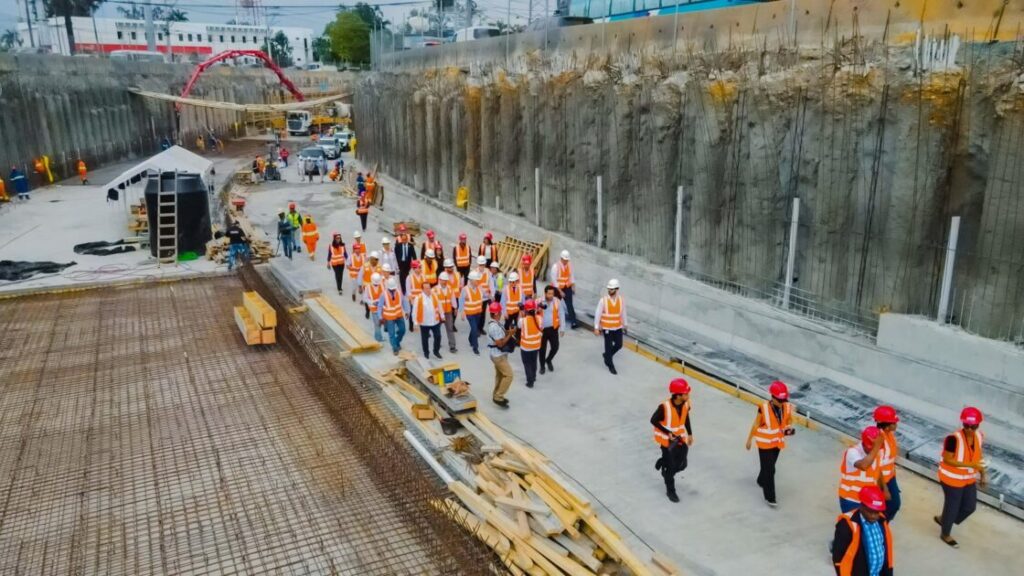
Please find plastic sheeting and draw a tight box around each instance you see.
[0,260,76,282]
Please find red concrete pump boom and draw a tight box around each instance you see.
[177,49,304,111]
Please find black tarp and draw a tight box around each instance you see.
[0,260,76,281]
[73,240,138,256]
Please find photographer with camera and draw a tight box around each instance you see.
[486,301,517,408]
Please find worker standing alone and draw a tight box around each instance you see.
[935,407,987,548]
[652,378,694,503]
[326,233,348,295]
[594,279,626,374]
[874,406,902,521]
[301,216,319,260]
[77,159,88,185]
[745,381,795,507]
[356,194,370,231]
[832,486,894,576]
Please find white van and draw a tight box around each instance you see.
[453,27,502,42]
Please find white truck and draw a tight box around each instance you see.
[287,111,312,136]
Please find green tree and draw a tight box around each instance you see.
[327,11,370,65]
[311,36,332,63]
[348,2,388,29]
[43,0,106,55]
[264,31,293,68]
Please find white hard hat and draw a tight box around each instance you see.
[477,255,488,265]
[606,278,620,290]
[443,258,454,267]
[508,271,519,282]
[426,249,436,258]
[370,250,380,259]
[382,263,393,272]
[386,277,398,290]
[354,231,362,238]
[438,272,450,282]
[490,261,500,269]
[468,270,481,281]
[560,250,570,260]
[371,273,382,285]
[381,236,392,244]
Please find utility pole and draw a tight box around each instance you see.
[144,3,156,51]
[21,0,36,48]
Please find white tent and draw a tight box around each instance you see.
[105,146,214,198]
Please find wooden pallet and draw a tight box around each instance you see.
[495,236,550,279]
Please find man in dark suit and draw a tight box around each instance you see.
[395,224,415,292]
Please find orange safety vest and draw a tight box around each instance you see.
[838,446,881,502]
[598,296,623,330]
[362,263,381,286]
[548,299,561,330]
[479,242,498,262]
[328,245,346,267]
[519,314,542,351]
[879,430,898,480]
[407,273,424,297]
[423,259,439,285]
[356,196,370,215]
[834,511,894,576]
[556,261,573,289]
[653,399,690,447]
[519,267,535,297]
[504,284,522,315]
[938,430,983,488]
[352,241,366,255]
[463,284,483,315]
[381,289,404,321]
[436,284,454,313]
[365,180,376,202]
[348,251,365,278]
[752,401,793,450]
[478,269,493,298]
[77,160,87,176]
[414,293,442,325]
[366,283,383,313]
[455,243,472,268]
[34,159,44,173]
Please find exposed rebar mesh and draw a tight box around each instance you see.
[0,274,503,575]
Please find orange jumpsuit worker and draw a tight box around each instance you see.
[935,407,987,548]
[0,177,8,202]
[745,380,795,507]
[301,216,319,260]
[77,159,89,185]
[364,174,376,203]
[652,378,693,503]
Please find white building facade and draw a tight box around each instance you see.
[18,16,314,66]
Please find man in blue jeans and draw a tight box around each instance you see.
[276,211,294,259]
[377,277,407,355]
[225,220,249,271]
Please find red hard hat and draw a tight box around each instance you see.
[859,485,887,512]
[484,232,493,240]
[861,426,881,450]
[669,378,691,395]
[522,254,532,264]
[873,405,899,424]
[768,380,789,400]
[332,232,341,238]
[459,233,467,241]
[398,224,407,232]
[523,299,537,311]
[427,230,436,238]
[288,202,296,209]
[488,301,502,315]
[960,407,983,426]
[411,260,421,269]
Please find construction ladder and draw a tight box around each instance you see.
[156,171,178,266]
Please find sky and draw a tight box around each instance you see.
[1,0,544,36]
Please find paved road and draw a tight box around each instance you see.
[242,153,1024,576]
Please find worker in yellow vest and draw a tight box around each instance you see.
[286,203,302,253]
[460,270,485,355]
[745,380,795,507]
[873,406,901,521]
[838,426,888,514]
[300,216,319,260]
[326,233,348,295]
[453,233,473,278]
[935,407,987,548]
[652,378,693,503]
[518,254,536,299]
[412,281,445,360]
[518,299,543,388]
[76,159,88,184]
[594,278,626,375]
[437,272,459,353]
[364,273,385,343]
[832,485,894,576]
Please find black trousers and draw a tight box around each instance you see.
[358,213,368,230]
[562,286,577,326]
[660,444,689,479]
[521,349,539,385]
[420,324,441,357]
[504,312,519,330]
[331,265,345,292]
[540,327,560,366]
[602,329,623,365]
[757,448,781,503]
[457,266,470,280]
[940,482,978,537]
[398,267,411,295]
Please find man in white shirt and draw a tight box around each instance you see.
[486,302,514,408]
[548,250,578,328]
[380,236,399,272]
[412,281,444,360]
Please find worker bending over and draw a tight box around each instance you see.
[935,407,987,548]
[745,380,795,507]
[832,486,894,576]
[594,279,626,374]
[652,378,693,503]
[874,406,901,521]
[326,233,348,294]
[550,250,578,328]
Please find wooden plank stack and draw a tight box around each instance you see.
[308,295,382,353]
[128,201,148,235]
[495,236,551,279]
[375,367,681,576]
[206,200,274,263]
[233,291,277,345]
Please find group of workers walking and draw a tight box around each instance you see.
[2,157,87,201]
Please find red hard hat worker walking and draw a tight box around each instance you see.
[873,405,902,521]
[934,407,987,548]
[745,380,795,507]
[838,425,889,514]
[652,378,693,503]
[832,485,894,576]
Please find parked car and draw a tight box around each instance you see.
[297,147,326,175]
[453,26,502,42]
[336,130,355,152]
[318,136,341,159]
[525,16,593,31]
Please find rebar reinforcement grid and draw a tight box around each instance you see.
[0,273,503,575]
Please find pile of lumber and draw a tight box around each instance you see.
[496,236,550,278]
[307,295,381,353]
[128,200,148,234]
[376,366,680,576]
[206,201,274,263]
[233,291,277,345]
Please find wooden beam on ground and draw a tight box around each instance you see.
[309,295,381,352]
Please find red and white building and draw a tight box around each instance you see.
[18,16,315,65]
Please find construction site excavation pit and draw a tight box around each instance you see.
[0,273,499,575]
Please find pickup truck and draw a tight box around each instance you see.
[318,136,341,159]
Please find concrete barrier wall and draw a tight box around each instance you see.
[0,54,356,187]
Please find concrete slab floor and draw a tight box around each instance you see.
[241,153,1024,576]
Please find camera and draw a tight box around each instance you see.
[538,301,548,310]
[783,428,796,436]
